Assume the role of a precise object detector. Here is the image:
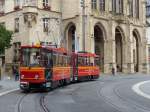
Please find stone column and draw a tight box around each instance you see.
[122,41,129,73]
[103,39,116,74]
[125,41,135,73]
[139,42,149,74]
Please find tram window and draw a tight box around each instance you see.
[90,57,94,66]
[41,52,47,66]
[86,57,90,66]
[58,55,63,66]
[52,54,57,66]
[21,48,40,67]
[78,57,85,66]
[62,55,65,66]
[67,56,71,66]
[67,56,69,65]
[64,56,70,66]
[56,54,59,66]
[47,53,52,67]
[63,56,67,66]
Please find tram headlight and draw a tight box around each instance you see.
[35,74,39,79]
[21,75,24,79]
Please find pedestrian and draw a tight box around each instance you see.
[13,67,19,81]
[112,67,115,76]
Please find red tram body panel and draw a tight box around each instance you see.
[20,67,45,83]
[52,66,71,81]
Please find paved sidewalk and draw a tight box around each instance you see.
[0,77,19,95]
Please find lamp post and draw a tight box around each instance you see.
[81,0,86,51]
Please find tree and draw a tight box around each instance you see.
[0,25,13,54]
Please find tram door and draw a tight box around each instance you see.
[71,54,78,81]
[41,49,52,81]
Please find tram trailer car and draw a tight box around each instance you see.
[71,52,100,82]
[20,45,71,91]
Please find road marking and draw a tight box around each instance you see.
[132,80,150,99]
[0,88,19,97]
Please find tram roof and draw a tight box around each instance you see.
[73,52,99,57]
[21,45,68,54]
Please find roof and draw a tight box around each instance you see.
[21,45,68,54]
[73,51,99,57]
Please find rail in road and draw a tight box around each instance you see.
[16,92,50,112]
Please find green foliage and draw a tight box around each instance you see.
[0,25,13,54]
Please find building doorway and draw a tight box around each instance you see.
[133,30,139,72]
[115,27,123,72]
[67,25,76,52]
[94,25,104,72]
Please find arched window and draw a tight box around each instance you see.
[91,0,97,10]
[99,0,105,11]
[112,0,123,14]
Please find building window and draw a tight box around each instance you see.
[129,0,133,17]
[15,18,19,33]
[43,18,49,32]
[14,0,20,10]
[112,0,123,14]
[0,0,4,11]
[43,0,49,7]
[134,0,139,18]
[129,0,139,18]
[146,6,150,17]
[91,0,97,10]
[13,42,21,63]
[43,0,51,10]
[99,0,105,11]
[15,0,20,6]
[23,0,37,6]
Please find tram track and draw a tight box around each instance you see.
[16,92,51,112]
[98,79,150,112]
[16,93,28,112]
[40,93,51,112]
[113,81,150,112]
[97,82,123,112]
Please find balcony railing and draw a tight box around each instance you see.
[43,5,51,10]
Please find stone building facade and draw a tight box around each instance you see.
[146,0,150,72]
[0,0,148,75]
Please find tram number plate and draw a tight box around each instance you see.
[46,82,51,87]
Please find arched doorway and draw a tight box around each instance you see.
[133,30,139,72]
[67,24,76,52]
[115,27,123,72]
[94,25,104,72]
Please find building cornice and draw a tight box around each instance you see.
[63,15,79,21]
[0,7,61,18]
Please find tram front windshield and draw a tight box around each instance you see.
[21,48,40,67]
